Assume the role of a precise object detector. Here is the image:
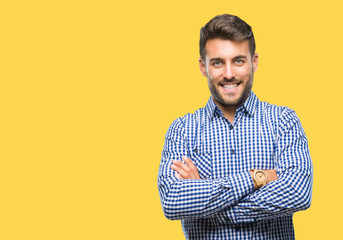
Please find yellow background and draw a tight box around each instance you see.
[0,0,341,239]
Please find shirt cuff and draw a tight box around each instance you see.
[215,171,254,224]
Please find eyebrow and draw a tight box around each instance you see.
[209,58,224,63]
[209,55,248,63]
[233,55,248,60]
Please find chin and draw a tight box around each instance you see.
[223,101,241,107]
[222,95,247,107]
[222,96,241,105]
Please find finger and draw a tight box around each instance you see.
[173,160,191,172]
[182,156,200,180]
[175,173,184,180]
[182,156,196,168]
[171,164,189,178]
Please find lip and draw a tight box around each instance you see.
[220,83,240,93]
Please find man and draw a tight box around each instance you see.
[158,14,312,239]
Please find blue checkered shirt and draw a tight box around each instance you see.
[158,91,313,239]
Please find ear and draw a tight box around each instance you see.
[199,58,207,77]
[252,53,259,73]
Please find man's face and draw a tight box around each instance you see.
[199,39,258,110]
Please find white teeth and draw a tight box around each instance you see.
[223,84,237,89]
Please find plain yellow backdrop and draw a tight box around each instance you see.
[0,0,342,239]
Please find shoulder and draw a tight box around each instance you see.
[259,100,302,135]
[263,102,297,120]
[166,107,206,135]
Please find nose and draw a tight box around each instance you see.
[223,64,235,80]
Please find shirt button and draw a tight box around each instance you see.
[230,149,235,154]
[235,225,241,231]
[229,125,233,130]
[211,215,215,218]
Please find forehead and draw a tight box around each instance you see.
[205,39,251,60]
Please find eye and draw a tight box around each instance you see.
[234,59,245,64]
[212,61,222,66]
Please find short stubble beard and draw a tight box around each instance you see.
[208,71,254,109]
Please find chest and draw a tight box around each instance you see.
[188,114,277,179]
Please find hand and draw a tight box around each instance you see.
[171,156,200,180]
[265,170,278,184]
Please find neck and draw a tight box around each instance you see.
[222,107,236,123]
[212,99,237,124]
[222,108,236,123]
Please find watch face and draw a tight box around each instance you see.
[256,171,266,182]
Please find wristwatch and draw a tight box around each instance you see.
[252,169,267,189]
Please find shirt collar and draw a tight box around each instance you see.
[238,91,258,116]
[205,96,219,119]
[205,91,259,119]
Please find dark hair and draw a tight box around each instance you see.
[199,14,255,60]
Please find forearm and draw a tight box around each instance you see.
[158,169,254,220]
[222,167,313,223]
[220,118,313,224]
[158,118,254,220]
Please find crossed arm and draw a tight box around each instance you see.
[158,113,313,223]
[171,156,277,189]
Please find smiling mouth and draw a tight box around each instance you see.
[222,84,238,89]
[220,82,241,91]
